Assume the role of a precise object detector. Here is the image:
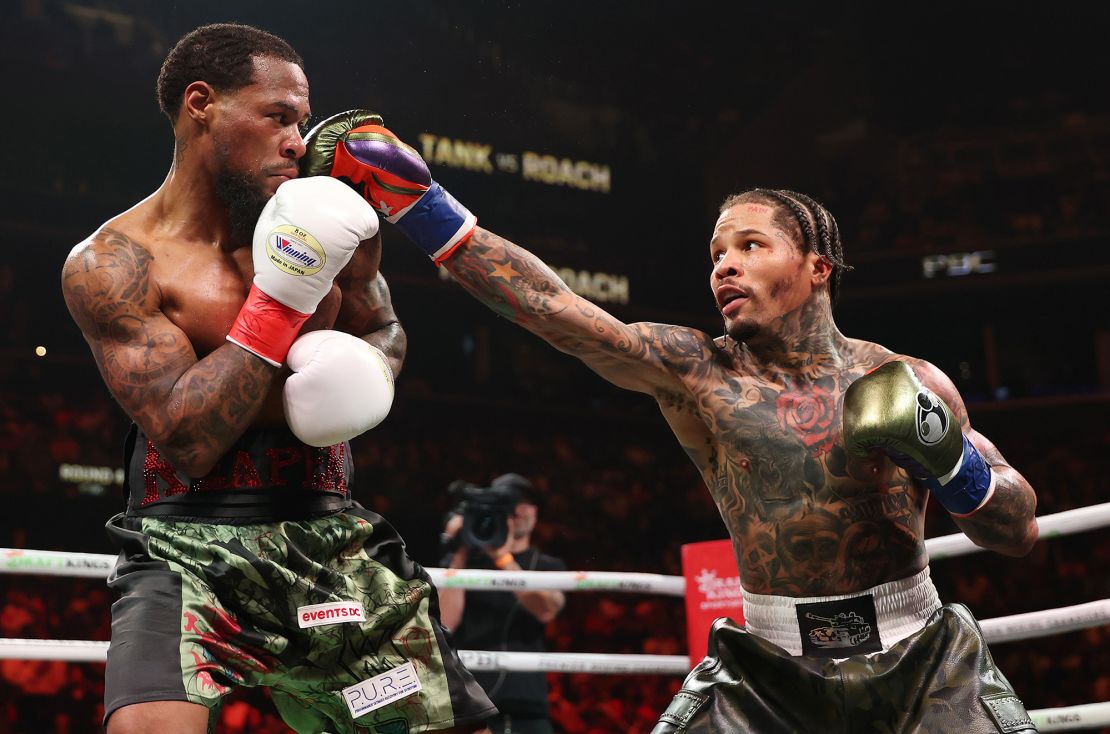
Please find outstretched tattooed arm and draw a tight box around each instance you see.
[913,360,1039,556]
[61,228,276,478]
[443,228,716,393]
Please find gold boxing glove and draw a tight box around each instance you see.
[843,361,993,516]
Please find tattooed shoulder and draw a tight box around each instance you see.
[62,227,157,331]
[896,355,970,427]
[638,323,719,375]
[842,339,894,372]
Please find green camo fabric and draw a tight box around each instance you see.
[141,513,463,734]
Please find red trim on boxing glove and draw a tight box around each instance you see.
[330,132,429,218]
[226,284,311,367]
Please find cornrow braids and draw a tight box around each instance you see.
[780,190,852,302]
[719,188,853,303]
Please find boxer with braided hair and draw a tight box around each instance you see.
[720,188,852,303]
[305,113,1040,732]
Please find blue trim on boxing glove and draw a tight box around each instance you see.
[925,434,993,516]
[392,182,477,262]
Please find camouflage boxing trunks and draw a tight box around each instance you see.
[104,507,496,733]
[653,605,1037,734]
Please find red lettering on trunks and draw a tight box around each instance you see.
[230,450,262,488]
[193,458,229,492]
[265,446,303,486]
[136,435,351,506]
[141,441,188,507]
[305,443,348,493]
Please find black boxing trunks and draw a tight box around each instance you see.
[123,423,353,522]
[653,571,1036,733]
[103,507,498,733]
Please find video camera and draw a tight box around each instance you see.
[444,473,538,551]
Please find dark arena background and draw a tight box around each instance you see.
[2,1,1109,732]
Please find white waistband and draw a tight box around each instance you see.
[741,567,942,656]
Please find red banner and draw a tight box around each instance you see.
[682,539,744,666]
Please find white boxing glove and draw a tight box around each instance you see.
[283,330,395,447]
[227,177,380,366]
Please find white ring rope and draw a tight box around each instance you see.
[978,599,1110,644]
[426,568,685,596]
[925,501,1110,560]
[0,548,114,578]
[0,640,1105,732]
[1,599,1104,665]
[1030,702,1110,732]
[1,503,1108,729]
[0,638,692,672]
[3,502,1108,589]
[457,650,688,675]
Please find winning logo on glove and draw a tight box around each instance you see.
[265,225,326,277]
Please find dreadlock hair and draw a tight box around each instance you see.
[157,23,303,124]
[719,188,853,303]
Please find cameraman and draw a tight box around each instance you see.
[440,474,566,734]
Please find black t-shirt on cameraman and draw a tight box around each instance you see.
[442,547,567,719]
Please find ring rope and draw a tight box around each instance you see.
[426,568,685,596]
[2,598,1106,663]
[1029,702,1110,732]
[0,638,692,671]
[0,640,1105,732]
[2,502,1107,589]
[925,501,1110,560]
[2,504,1107,729]
[978,599,1110,644]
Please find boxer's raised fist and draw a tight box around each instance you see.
[301,110,476,263]
[300,110,424,215]
[226,177,379,366]
[843,361,994,516]
[283,330,394,447]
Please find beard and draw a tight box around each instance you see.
[215,167,270,243]
[725,317,760,343]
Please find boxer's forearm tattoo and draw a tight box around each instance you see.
[954,479,1036,547]
[449,229,717,386]
[338,274,407,376]
[63,228,274,473]
[951,452,1038,553]
[449,229,573,321]
[155,347,273,471]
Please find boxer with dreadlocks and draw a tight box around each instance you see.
[302,111,1040,733]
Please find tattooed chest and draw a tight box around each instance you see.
[699,373,927,595]
[706,376,844,516]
